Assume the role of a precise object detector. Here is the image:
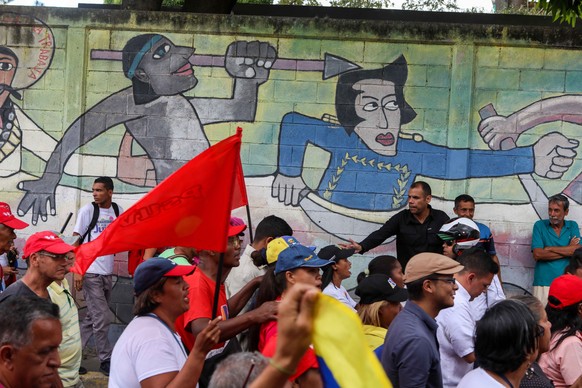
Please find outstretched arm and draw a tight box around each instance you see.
[18,89,142,224]
[479,95,582,151]
[191,41,276,125]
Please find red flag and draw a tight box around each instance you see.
[72,129,244,275]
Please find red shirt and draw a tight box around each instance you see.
[175,269,228,351]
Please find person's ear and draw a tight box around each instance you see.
[426,194,432,204]
[0,345,16,370]
[332,263,338,271]
[134,68,149,83]
[422,279,434,294]
[285,270,295,286]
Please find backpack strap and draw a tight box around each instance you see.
[112,202,120,217]
[80,203,100,244]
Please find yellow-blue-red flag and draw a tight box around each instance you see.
[312,294,392,388]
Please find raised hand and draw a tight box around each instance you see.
[271,173,309,207]
[533,132,579,179]
[224,40,277,84]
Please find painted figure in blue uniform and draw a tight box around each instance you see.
[272,55,578,212]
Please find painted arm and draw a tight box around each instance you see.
[17,89,143,224]
[191,41,276,125]
[479,95,582,151]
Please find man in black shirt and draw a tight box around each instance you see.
[342,181,449,270]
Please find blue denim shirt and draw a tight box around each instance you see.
[382,301,442,388]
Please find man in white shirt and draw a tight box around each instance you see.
[436,248,499,388]
[73,176,122,376]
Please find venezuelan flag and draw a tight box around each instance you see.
[312,294,392,388]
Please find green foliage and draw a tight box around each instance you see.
[278,0,322,4]
[328,0,392,8]
[239,0,275,4]
[402,0,459,11]
[537,0,581,26]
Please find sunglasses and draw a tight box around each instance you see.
[39,251,72,261]
[443,240,455,247]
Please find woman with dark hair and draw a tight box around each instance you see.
[319,245,357,310]
[248,238,331,387]
[355,273,408,358]
[110,258,220,388]
[356,255,404,288]
[565,247,582,279]
[458,299,542,388]
[510,295,554,388]
[539,274,582,387]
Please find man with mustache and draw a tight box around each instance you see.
[531,193,581,306]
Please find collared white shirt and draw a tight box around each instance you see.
[436,281,476,388]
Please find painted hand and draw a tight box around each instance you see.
[224,40,277,84]
[271,174,309,206]
[17,174,60,225]
[534,132,579,179]
[478,115,520,151]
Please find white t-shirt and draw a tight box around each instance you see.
[109,315,188,388]
[323,283,357,310]
[436,282,476,388]
[472,274,505,320]
[457,367,505,388]
[74,203,122,275]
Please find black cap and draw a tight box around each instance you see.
[317,245,355,262]
[356,274,409,304]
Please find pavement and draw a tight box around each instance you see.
[79,347,108,387]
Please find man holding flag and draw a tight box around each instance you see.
[72,176,122,376]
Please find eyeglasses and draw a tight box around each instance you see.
[427,277,456,285]
[39,251,70,261]
[228,236,242,248]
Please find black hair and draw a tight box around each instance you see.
[548,193,569,211]
[454,194,475,208]
[405,277,426,301]
[0,46,18,67]
[410,181,431,196]
[122,34,161,105]
[475,299,539,375]
[253,215,293,244]
[565,247,582,275]
[133,277,168,316]
[94,176,114,191]
[247,267,287,351]
[546,300,582,351]
[335,55,416,134]
[457,247,499,277]
[356,255,399,284]
[0,296,60,348]
[321,257,348,290]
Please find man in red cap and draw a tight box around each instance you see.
[175,217,278,388]
[0,202,29,290]
[0,231,74,303]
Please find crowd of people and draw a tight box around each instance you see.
[1,177,582,387]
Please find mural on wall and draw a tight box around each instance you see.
[16,33,277,224]
[270,55,579,239]
[0,13,58,181]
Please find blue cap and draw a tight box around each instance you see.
[134,257,195,296]
[274,243,332,275]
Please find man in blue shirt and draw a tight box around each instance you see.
[382,252,464,388]
[531,194,581,306]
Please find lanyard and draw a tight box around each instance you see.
[145,313,188,359]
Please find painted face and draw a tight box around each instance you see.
[289,267,322,288]
[538,307,552,354]
[389,261,405,289]
[0,224,16,255]
[0,53,17,91]
[454,200,475,220]
[548,201,568,227]
[407,187,431,216]
[134,37,197,96]
[223,235,242,268]
[334,258,352,280]
[379,301,403,329]
[92,183,113,207]
[158,276,190,316]
[11,318,62,388]
[467,272,494,300]
[36,251,69,282]
[353,79,401,157]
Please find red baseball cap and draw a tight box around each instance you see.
[0,202,29,230]
[23,231,75,259]
[228,216,246,237]
[548,274,582,309]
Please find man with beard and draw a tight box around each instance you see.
[531,194,581,306]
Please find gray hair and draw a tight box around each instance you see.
[548,194,569,211]
[208,352,268,388]
[0,296,60,348]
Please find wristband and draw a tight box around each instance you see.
[268,358,296,376]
